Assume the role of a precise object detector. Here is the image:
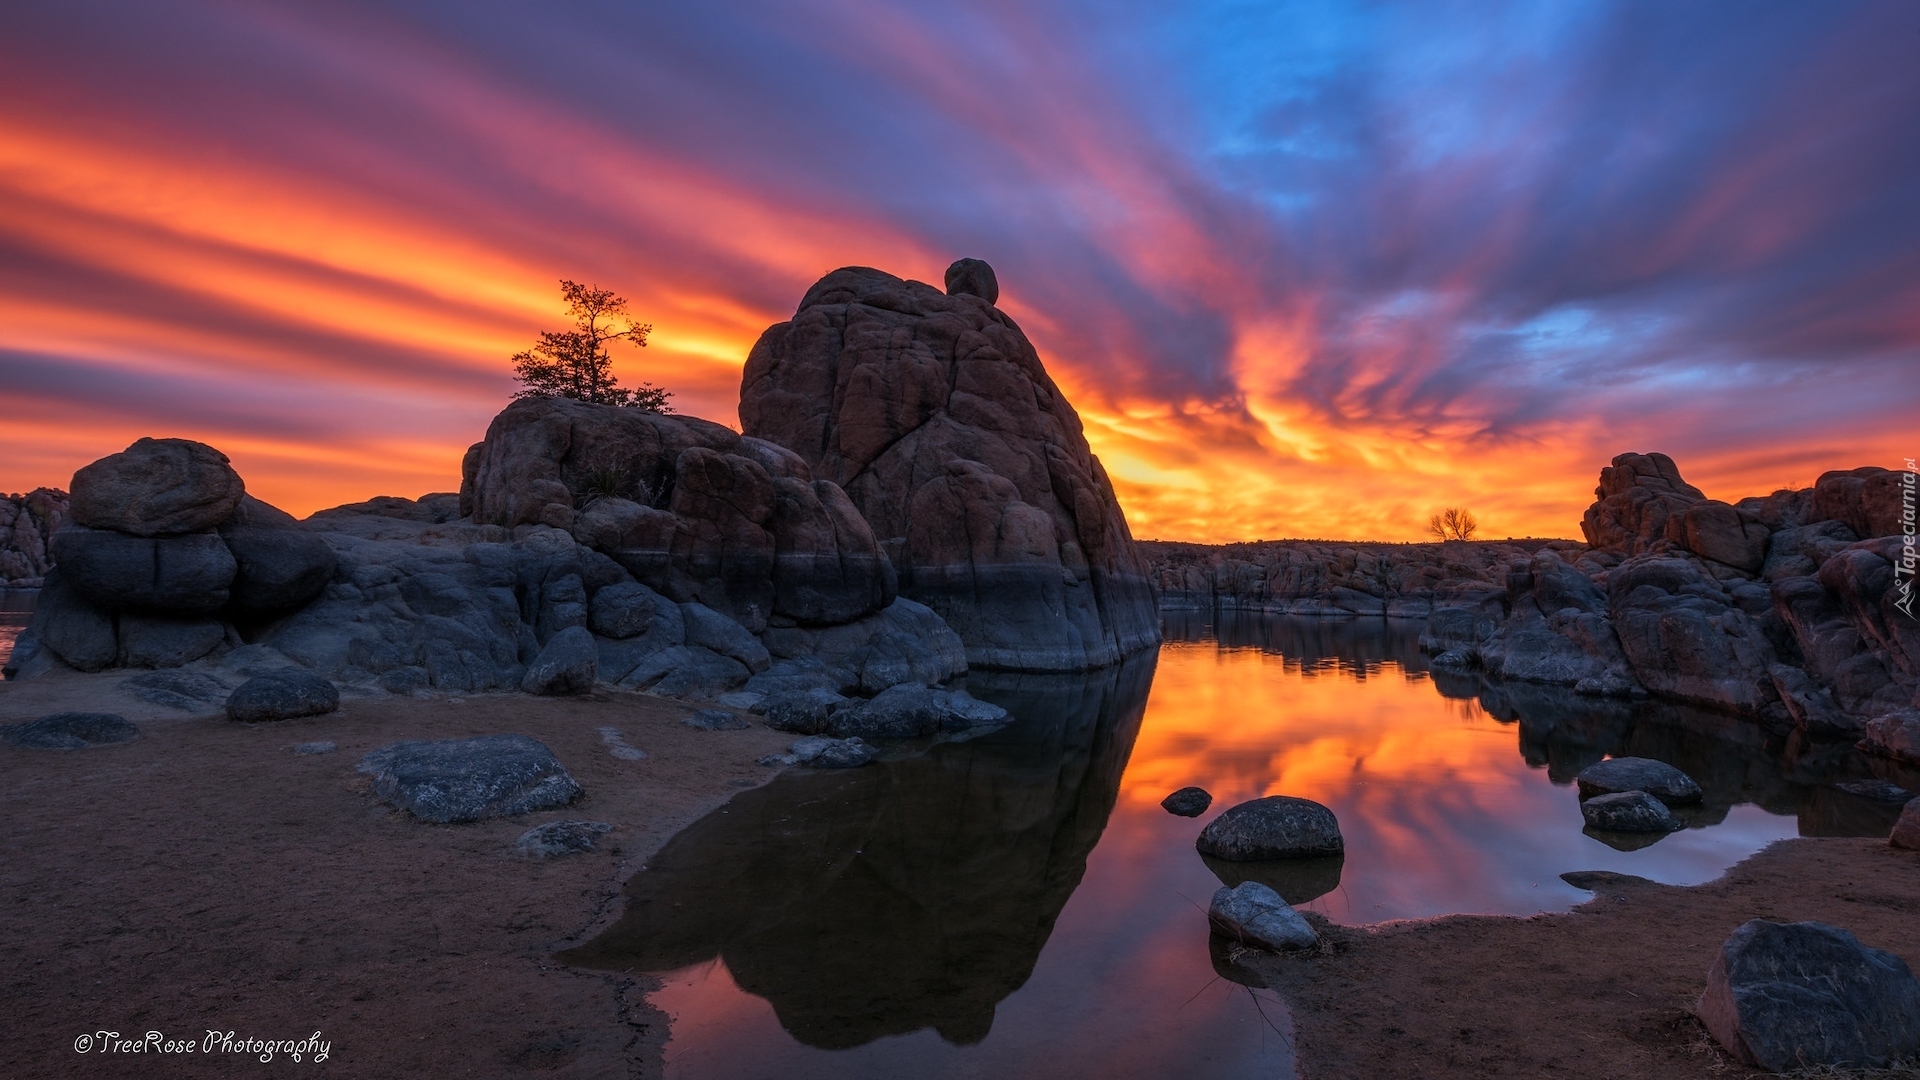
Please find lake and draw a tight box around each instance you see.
[564,612,1915,1079]
[0,589,33,670]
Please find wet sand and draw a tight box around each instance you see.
[0,671,791,1079]
[6,668,1920,1078]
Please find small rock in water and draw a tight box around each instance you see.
[684,709,751,732]
[1161,786,1213,817]
[515,820,613,858]
[225,669,339,722]
[597,726,646,761]
[1559,870,1660,894]
[359,734,582,823]
[1698,919,1920,1071]
[292,741,337,755]
[1208,881,1319,953]
[1575,756,1701,805]
[1,712,140,750]
[1580,790,1682,833]
[1197,795,1344,860]
[122,670,230,711]
[1892,800,1920,851]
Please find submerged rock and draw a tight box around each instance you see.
[360,734,582,823]
[1575,757,1702,805]
[515,820,613,858]
[776,735,874,768]
[1196,795,1344,861]
[824,683,1009,740]
[225,669,339,722]
[1,712,140,750]
[1208,881,1319,953]
[1698,919,1920,1071]
[1160,786,1213,817]
[1580,790,1682,833]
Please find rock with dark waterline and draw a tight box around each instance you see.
[1196,795,1344,860]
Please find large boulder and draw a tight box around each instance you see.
[739,262,1159,672]
[1196,795,1344,860]
[1698,920,1920,1071]
[359,734,583,823]
[1607,556,1777,712]
[117,615,226,668]
[68,437,244,536]
[219,495,337,615]
[50,527,236,614]
[1812,467,1908,540]
[26,568,117,671]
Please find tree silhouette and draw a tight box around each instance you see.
[511,280,670,411]
[1427,507,1479,541]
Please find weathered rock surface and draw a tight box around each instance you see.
[225,669,340,722]
[1864,709,1920,764]
[1,712,140,750]
[122,670,230,711]
[1197,796,1344,860]
[463,396,893,632]
[27,569,117,672]
[1162,786,1213,817]
[515,820,613,858]
[1575,756,1703,804]
[683,708,751,731]
[219,495,337,615]
[118,614,227,668]
[359,734,582,823]
[1698,919,1920,1071]
[1580,790,1682,833]
[51,527,237,614]
[1208,881,1319,953]
[0,487,66,586]
[69,438,244,536]
[739,262,1159,672]
[521,625,597,695]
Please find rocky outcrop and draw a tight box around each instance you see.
[0,488,66,586]
[1415,452,1917,742]
[738,261,1159,672]
[464,396,893,633]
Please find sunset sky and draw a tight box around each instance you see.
[4,1,1916,540]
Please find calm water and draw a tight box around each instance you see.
[565,613,1918,1079]
[0,589,33,670]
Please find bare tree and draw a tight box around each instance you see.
[511,279,670,411]
[1427,507,1479,541]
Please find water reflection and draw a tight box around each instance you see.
[0,589,35,670]
[565,655,1181,1044]
[562,611,1916,1077]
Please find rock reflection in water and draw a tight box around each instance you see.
[1164,611,1920,844]
[561,653,1155,1051]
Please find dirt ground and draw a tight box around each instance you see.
[0,670,792,1079]
[1254,837,1920,1079]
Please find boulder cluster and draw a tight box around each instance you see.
[25,439,334,673]
[8,260,1161,735]
[0,488,65,586]
[1417,453,1918,754]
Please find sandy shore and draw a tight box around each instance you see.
[1252,837,1920,1079]
[7,669,1920,1079]
[0,671,792,1079]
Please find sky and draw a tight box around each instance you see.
[3,0,1916,540]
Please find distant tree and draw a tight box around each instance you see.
[1427,507,1479,541]
[511,279,670,411]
